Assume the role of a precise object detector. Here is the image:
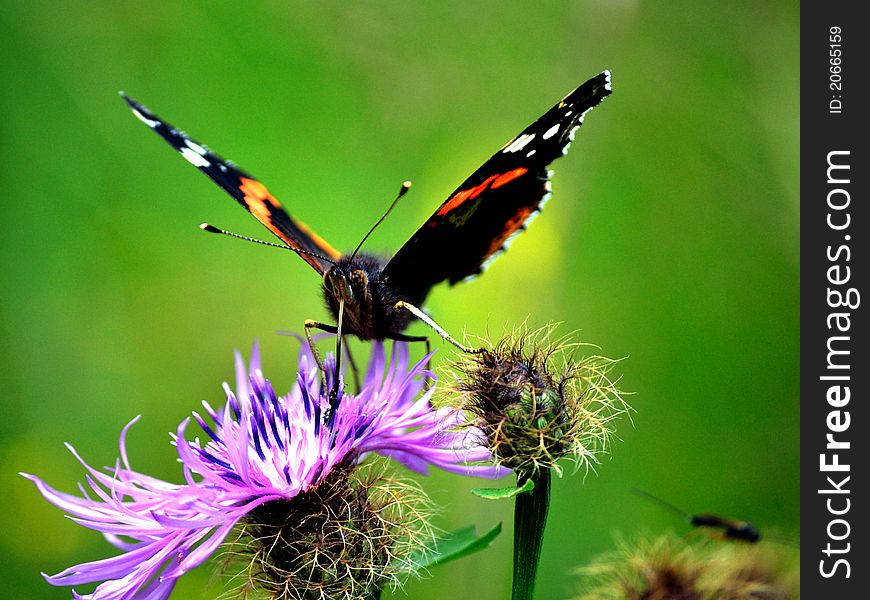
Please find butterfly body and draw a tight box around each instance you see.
[321,254,415,341]
[122,71,612,345]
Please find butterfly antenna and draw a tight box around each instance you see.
[631,488,691,522]
[350,181,412,260]
[200,223,336,265]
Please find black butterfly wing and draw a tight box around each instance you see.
[122,94,340,274]
[382,71,612,305]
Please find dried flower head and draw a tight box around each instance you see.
[444,324,628,475]
[225,463,435,600]
[574,534,799,600]
[23,340,500,600]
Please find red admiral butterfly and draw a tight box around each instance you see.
[122,71,611,390]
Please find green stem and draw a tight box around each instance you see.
[512,469,551,600]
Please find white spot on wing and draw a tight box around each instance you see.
[569,124,580,141]
[467,251,502,283]
[501,225,525,250]
[180,147,210,168]
[603,69,612,91]
[526,149,536,157]
[185,139,208,156]
[131,108,159,128]
[561,124,581,155]
[503,133,536,153]
[523,209,541,229]
[543,123,560,140]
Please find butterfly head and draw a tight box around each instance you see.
[320,255,390,340]
[323,264,368,306]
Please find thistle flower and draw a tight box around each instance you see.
[441,325,628,600]
[573,534,799,600]
[445,324,627,475]
[23,341,502,600]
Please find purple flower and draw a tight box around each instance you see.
[23,341,503,600]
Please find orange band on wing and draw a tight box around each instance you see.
[437,168,529,218]
[239,177,340,260]
[491,167,528,189]
[484,205,535,258]
[438,174,499,216]
[239,177,280,222]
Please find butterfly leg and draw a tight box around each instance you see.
[305,298,344,423]
[304,319,338,365]
[394,301,483,354]
[387,331,431,355]
[304,318,338,379]
[386,331,433,391]
[304,317,349,420]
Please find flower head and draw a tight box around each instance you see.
[226,463,435,600]
[573,534,799,600]
[23,341,501,599]
[444,325,628,475]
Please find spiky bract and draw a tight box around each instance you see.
[445,324,628,475]
[224,465,435,600]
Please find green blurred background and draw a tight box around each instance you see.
[1,1,798,598]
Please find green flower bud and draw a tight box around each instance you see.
[444,325,629,476]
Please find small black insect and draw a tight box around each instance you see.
[632,489,761,543]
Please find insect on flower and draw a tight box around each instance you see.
[121,71,612,405]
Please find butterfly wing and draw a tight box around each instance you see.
[383,71,612,304]
[122,94,340,273]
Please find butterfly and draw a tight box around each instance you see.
[122,70,612,398]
